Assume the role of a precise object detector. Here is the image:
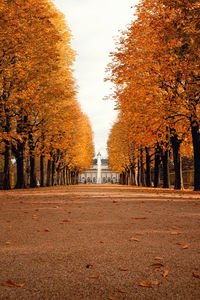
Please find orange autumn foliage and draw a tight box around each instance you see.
[106,0,199,189]
[0,0,94,189]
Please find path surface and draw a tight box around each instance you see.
[0,185,200,300]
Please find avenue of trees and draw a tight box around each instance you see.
[0,0,94,189]
[106,0,200,190]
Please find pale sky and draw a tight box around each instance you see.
[53,0,139,158]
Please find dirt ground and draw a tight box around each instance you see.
[0,184,200,300]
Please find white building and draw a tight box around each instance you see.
[78,153,119,184]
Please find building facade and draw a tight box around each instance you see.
[78,153,119,184]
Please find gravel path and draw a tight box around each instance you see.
[0,185,200,300]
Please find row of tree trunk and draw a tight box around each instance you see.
[2,138,79,189]
[120,137,184,189]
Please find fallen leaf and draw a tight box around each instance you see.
[100,240,104,243]
[176,242,182,245]
[182,245,188,249]
[117,288,126,293]
[192,272,200,279]
[113,200,118,203]
[88,275,99,279]
[139,281,152,287]
[119,267,128,271]
[4,280,24,287]
[163,270,169,278]
[139,280,161,287]
[108,297,119,300]
[63,218,70,222]
[44,228,49,232]
[130,237,139,242]
[5,242,11,245]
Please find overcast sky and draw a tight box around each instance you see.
[53,0,139,158]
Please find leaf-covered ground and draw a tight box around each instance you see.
[0,185,200,299]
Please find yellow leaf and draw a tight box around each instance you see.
[4,280,24,288]
[163,270,169,278]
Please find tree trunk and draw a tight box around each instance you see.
[171,134,183,190]
[145,147,151,187]
[40,131,45,187]
[3,114,11,190]
[15,114,28,189]
[66,167,69,185]
[191,121,200,190]
[57,165,61,185]
[40,155,44,187]
[52,156,56,186]
[135,163,138,186]
[75,170,79,185]
[140,148,145,186]
[15,141,26,189]
[29,132,37,188]
[162,150,170,188]
[125,169,128,185]
[154,144,161,187]
[137,159,141,186]
[120,172,126,185]
[69,169,72,185]
[123,171,126,185]
[3,140,11,190]
[67,168,71,185]
[63,167,66,185]
[71,171,74,185]
[129,168,132,185]
[47,159,52,186]
[120,174,122,184]
[30,153,37,188]
[130,165,136,185]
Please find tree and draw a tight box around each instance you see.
[0,0,94,189]
[106,0,199,189]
